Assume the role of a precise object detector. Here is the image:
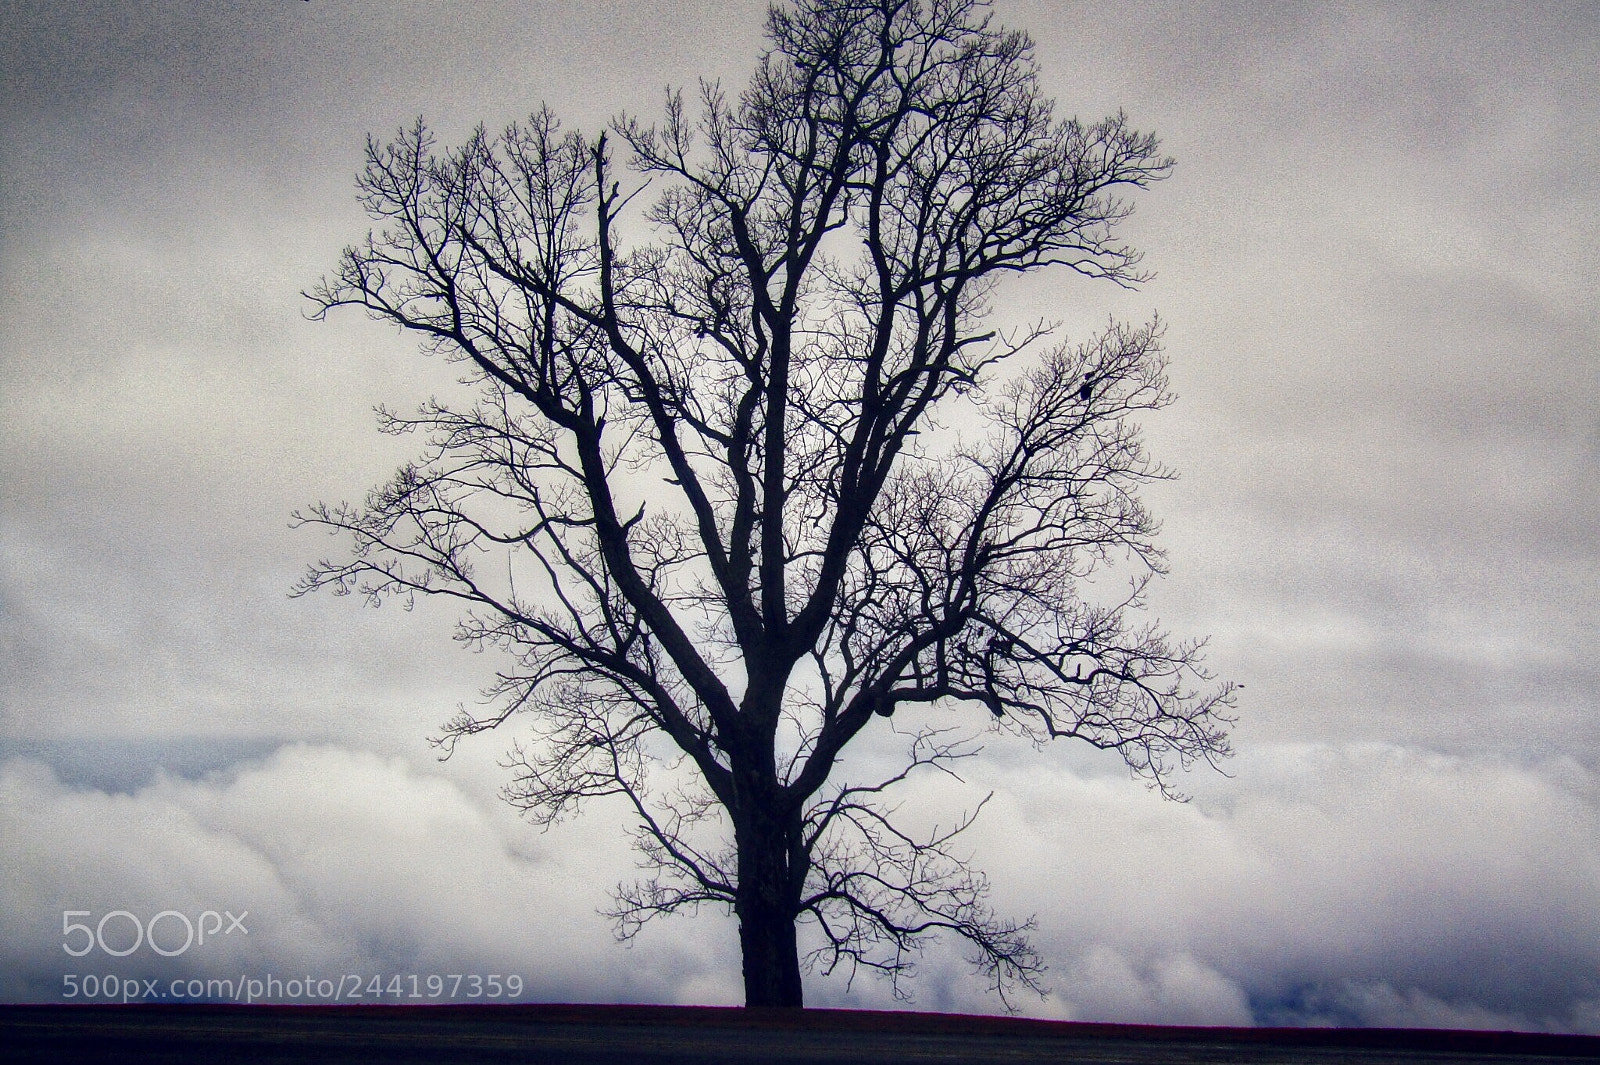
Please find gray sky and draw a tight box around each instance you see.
[3,0,1598,1028]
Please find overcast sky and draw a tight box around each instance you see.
[3,0,1598,1029]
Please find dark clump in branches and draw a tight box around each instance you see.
[295,0,1234,1009]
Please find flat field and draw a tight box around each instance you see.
[4,1003,1598,1064]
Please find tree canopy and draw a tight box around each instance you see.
[298,0,1234,1008]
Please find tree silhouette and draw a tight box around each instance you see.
[296,0,1234,1009]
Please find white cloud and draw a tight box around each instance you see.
[1049,948,1253,1026]
[0,744,740,1005]
[965,740,1600,1029]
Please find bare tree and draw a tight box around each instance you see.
[296,0,1233,1009]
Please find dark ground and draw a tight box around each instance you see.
[4,1003,1599,1064]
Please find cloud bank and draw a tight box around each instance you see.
[4,740,1596,1030]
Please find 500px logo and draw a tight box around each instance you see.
[62,910,249,958]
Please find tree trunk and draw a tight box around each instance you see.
[738,893,803,1007]
[734,807,805,1007]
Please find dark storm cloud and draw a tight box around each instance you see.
[2,0,1597,1027]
